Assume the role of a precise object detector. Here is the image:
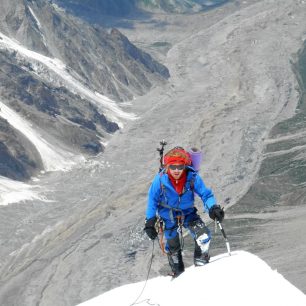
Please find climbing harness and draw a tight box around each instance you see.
[156,215,185,255]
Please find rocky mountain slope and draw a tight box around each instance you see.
[0,0,169,180]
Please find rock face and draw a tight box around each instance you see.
[0,0,170,180]
[0,117,43,180]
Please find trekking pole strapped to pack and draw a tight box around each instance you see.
[157,140,167,172]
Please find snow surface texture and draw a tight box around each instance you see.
[77,251,306,306]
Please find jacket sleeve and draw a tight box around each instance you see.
[193,174,216,212]
[146,174,161,219]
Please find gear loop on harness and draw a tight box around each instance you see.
[157,217,166,255]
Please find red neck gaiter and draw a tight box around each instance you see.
[168,171,187,195]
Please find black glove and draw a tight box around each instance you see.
[209,205,225,222]
[144,217,158,240]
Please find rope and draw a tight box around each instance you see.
[129,240,155,306]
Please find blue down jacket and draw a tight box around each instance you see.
[146,167,216,221]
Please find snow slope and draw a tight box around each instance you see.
[0,176,45,206]
[0,101,82,172]
[77,251,306,306]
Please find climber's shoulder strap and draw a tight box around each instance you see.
[159,169,166,190]
[187,168,197,191]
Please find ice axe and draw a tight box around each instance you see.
[216,220,231,256]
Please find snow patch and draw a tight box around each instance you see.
[51,2,66,13]
[0,176,46,206]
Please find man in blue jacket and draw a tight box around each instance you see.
[144,147,224,276]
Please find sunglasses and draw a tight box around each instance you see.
[169,164,185,170]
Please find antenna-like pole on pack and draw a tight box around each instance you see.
[157,140,167,172]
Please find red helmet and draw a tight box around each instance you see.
[163,147,191,166]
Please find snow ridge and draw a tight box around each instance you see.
[76,251,306,306]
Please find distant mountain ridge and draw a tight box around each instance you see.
[54,0,229,17]
[0,0,170,101]
[0,0,170,181]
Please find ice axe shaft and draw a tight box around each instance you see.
[216,220,231,256]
